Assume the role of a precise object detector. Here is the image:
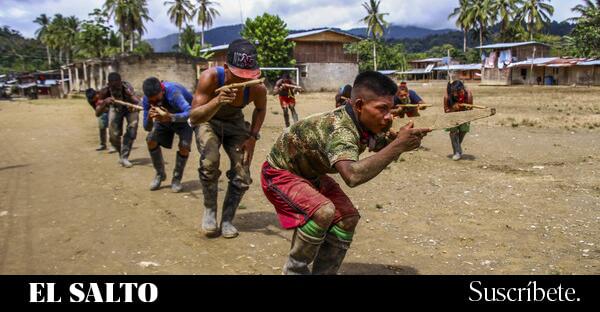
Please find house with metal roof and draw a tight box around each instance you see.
[478,41,551,85]
[200,28,361,91]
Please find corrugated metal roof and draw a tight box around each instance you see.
[200,44,229,53]
[378,70,397,75]
[18,82,37,89]
[477,41,550,49]
[578,60,600,66]
[507,57,559,68]
[433,64,482,71]
[397,68,432,75]
[286,28,362,41]
[410,58,443,63]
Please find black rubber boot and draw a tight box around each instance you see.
[171,152,188,193]
[220,184,246,239]
[96,129,107,151]
[120,135,133,168]
[312,233,352,275]
[283,229,325,275]
[290,106,299,124]
[149,147,166,191]
[200,179,219,237]
[283,108,290,128]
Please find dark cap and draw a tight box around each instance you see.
[108,72,121,83]
[226,39,261,79]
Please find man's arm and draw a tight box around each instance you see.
[273,79,283,94]
[189,70,236,126]
[142,96,153,131]
[334,122,430,188]
[94,88,111,117]
[170,92,192,122]
[239,84,268,166]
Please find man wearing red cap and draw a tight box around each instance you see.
[189,39,268,239]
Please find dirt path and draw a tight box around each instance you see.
[0,84,598,275]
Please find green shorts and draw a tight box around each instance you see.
[446,122,470,133]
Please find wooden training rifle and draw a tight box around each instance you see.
[392,108,497,131]
[215,78,265,93]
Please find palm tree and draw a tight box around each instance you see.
[34,14,52,66]
[492,0,522,37]
[195,0,221,47]
[104,0,153,53]
[517,0,554,41]
[46,14,66,64]
[63,16,80,64]
[360,0,389,71]
[466,0,494,47]
[165,0,194,49]
[449,0,475,52]
[127,0,153,52]
[570,0,600,21]
[104,0,129,53]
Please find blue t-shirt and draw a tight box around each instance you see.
[408,90,423,104]
[143,81,193,129]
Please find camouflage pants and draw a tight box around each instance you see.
[194,118,252,191]
[109,106,139,158]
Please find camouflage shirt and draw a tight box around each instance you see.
[267,105,390,180]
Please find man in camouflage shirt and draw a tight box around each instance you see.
[262,71,431,275]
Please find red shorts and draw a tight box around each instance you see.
[279,96,296,108]
[261,162,360,229]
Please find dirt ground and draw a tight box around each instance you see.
[0,82,598,275]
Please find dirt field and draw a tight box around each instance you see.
[0,82,598,275]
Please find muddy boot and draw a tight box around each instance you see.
[283,108,290,128]
[149,147,166,191]
[221,184,245,239]
[108,145,118,153]
[171,152,188,193]
[96,129,107,151]
[290,106,299,124]
[283,229,325,275]
[200,180,219,237]
[312,233,352,275]
[120,135,134,168]
[119,157,133,168]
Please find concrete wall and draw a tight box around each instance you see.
[298,62,358,92]
[113,55,200,93]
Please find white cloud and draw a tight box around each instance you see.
[0,0,584,39]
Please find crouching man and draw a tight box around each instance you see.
[142,77,193,193]
[261,71,431,274]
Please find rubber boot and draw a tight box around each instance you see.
[290,106,299,124]
[283,108,290,128]
[283,229,325,275]
[149,147,166,191]
[120,135,133,168]
[200,179,219,237]
[221,184,246,238]
[312,233,352,275]
[96,129,107,151]
[171,152,188,193]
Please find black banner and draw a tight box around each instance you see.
[0,275,597,308]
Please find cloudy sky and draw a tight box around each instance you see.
[0,0,582,40]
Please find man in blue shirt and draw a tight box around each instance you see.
[392,81,427,118]
[142,77,193,193]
